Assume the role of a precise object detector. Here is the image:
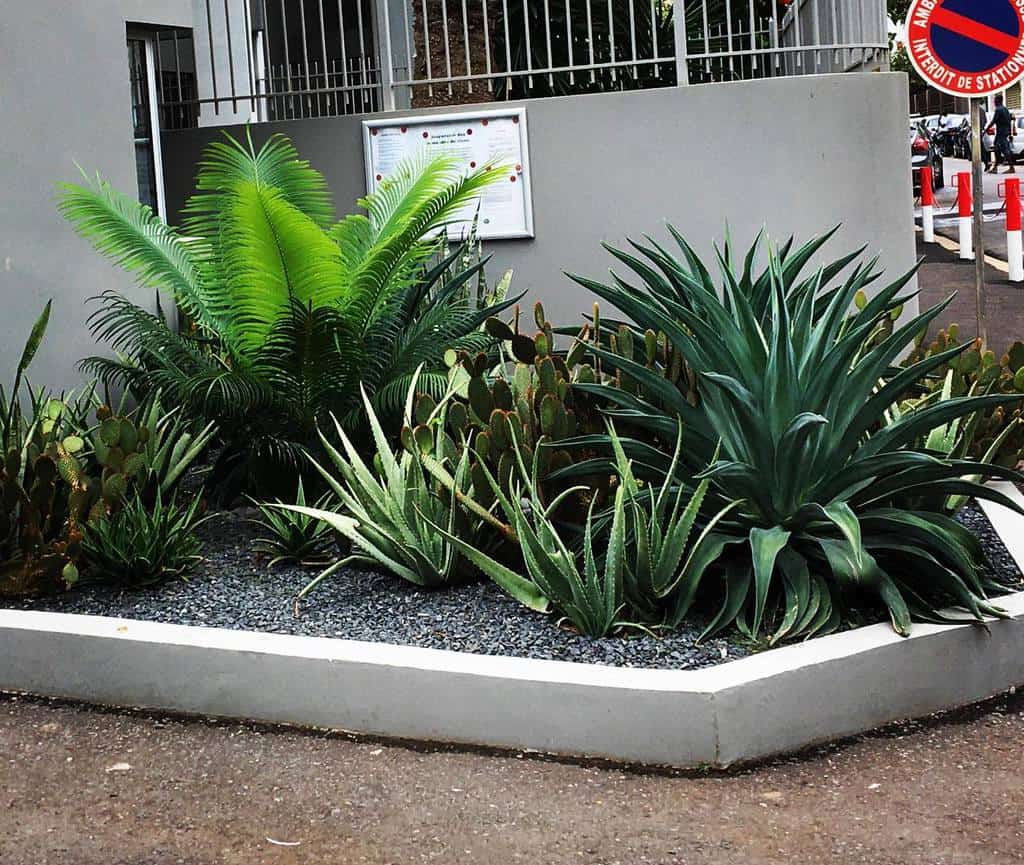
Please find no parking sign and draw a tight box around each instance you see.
[907,0,1024,97]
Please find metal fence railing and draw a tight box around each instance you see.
[156,0,889,128]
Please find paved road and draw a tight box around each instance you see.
[916,235,1024,351]
[2,690,1023,865]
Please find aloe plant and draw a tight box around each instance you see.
[427,433,622,636]
[607,425,739,628]
[281,378,489,596]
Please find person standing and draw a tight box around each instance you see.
[993,95,1016,174]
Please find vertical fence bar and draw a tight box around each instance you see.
[356,0,369,91]
[440,0,453,94]
[812,0,821,72]
[481,0,493,91]
[856,0,865,66]
[831,0,840,69]
[242,0,257,112]
[298,0,313,115]
[279,0,293,116]
[566,0,576,85]
[725,0,734,77]
[701,0,710,74]
[401,0,414,99]
[543,0,553,87]
[607,0,617,83]
[461,0,473,92]
[222,0,239,110]
[585,0,595,83]
[673,0,688,85]
[379,0,398,108]
[793,0,802,70]
[502,0,513,91]
[771,11,779,71]
[650,0,659,78]
[259,0,273,116]
[204,0,220,114]
[627,0,638,80]
[337,0,353,104]
[317,0,331,112]
[522,0,534,88]
[747,0,756,73]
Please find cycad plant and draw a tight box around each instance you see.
[59,131,515,497]
[568,227,1024,641]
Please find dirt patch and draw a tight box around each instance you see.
[2,690,1024,864]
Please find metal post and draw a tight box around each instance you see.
[972,98,988,347]
[673,0,689,85]
[374,0,399,110]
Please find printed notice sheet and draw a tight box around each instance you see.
[362,108,534,240]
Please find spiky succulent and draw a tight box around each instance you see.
[566,226,1024,641]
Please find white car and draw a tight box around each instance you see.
[983,114,1024,158]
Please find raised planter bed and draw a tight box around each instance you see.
[2,488,1024,768]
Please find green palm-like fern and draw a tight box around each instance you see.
[61,130,515,497]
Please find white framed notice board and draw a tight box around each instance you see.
[362,107,534,240]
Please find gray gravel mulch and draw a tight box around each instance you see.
[4,504,1020,671]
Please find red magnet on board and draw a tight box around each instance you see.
[467,128,473,134]
[515,164,522,171]
[510,176,517,182]
[375,174,382,181]
[470,161,476,168]
[482,119,489,125]
[422,131,429,138]
[512,116,519,123]
[371,128,378,136]
[400,126,407,132]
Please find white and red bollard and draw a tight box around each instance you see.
[920,165,935,243]
[956,171,974,260]
[1005,177,1024,283]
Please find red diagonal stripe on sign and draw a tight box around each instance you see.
[931,7,1021,55]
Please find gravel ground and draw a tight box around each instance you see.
[5,504,1020,671]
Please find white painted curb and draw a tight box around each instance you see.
[2,493,1024,768]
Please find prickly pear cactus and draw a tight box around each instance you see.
[907,328,1024,468]
[88,406,151,519]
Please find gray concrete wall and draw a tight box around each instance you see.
[162,73,916,331]
[0,0,195,391]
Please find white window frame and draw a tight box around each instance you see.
[128,29,167,218]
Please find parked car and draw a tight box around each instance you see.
[983,114,1024,159]
[910,120,944,195]
[930,114,971,157]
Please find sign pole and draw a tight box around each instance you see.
[972,98,988,347]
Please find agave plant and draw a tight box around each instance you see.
[282,378,488,597]
[59,132,516,497]
[248,479,336,567]
[566,227,1024,642]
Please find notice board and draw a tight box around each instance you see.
[362,107,534,240]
